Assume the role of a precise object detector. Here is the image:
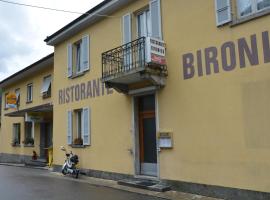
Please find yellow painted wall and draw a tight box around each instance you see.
[158,0,270,193]
[0,66,53,156]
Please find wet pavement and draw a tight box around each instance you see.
[0,165,164,200]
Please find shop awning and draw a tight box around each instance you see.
[5,103,53,117]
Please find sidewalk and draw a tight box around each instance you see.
[55,173,222,200]
[0,162,222,200]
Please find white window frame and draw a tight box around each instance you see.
[74,40,82,74]
[237,0,270,18]
[67,35,90,78]
[137,9,152,38]
[26,83,33,102]
[67,108,90,146]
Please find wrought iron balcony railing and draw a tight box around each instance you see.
[102,37,167,80]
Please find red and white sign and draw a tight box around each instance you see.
[145,37,166,65]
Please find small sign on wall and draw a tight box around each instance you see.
[158,132,173,149]
[25,113,44,122]
[6,93,17,109]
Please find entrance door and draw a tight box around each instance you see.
[138,95,157,176]
[40,122,52,161]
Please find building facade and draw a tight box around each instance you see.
[1,0,270,199]
[0,54,53,163]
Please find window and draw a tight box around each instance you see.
[67,35,90,78]
[75,41,82,73]
[75,109,83,144]
[15,88,20,107]
[26,83,33,103]
[137,10,152,38]
[122,0,162,43]
[215,0,232,26]
[237,0,270,17]
[67,108,90,146]
[12,123,21,146]
[24,122,34,146]
[41,75,51,98]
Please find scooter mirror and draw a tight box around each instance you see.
[60,146,66,151]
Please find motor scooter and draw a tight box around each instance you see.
[60,146,80,178]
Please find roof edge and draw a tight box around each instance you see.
[0,53,54,89]
[44,0,113,45]
[45,0,135,46]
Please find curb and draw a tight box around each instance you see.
[0,163,221,200]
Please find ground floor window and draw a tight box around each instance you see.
[74,109,83,145]
[67,108,90,146]
[12,123,21,146]
[24,122,34,145]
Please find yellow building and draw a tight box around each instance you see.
[0,54,53,163]
[2,0,270,198]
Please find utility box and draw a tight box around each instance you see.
[158,132,173,149]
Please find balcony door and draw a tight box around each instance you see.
[122,13,132,71]
[138,94,157,177]
[137,10,152,38]
[137,10,151,66]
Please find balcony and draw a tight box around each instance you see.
[102,37,167,94]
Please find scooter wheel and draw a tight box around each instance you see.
[75,171,79,179]
[62,168,67,175]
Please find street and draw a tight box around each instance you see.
[0,165,164,200]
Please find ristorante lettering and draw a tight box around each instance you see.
[58,78,113,105]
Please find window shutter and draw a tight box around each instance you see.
[122,13,131,44]
[81,35,90,71]
[82,107,90,145]
[67,111,72,145]
[150,0,162,39]
[215,0,232,26]
[67,43,73,77]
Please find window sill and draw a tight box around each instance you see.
[231,9,270,27]
[11,144,21,147]
[42,95,51,99]
[24,144,35,147]
[26,101,33,104]
[70,144,85,148]
[70,72,84,79]
[69,70,89,79]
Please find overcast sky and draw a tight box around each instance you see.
[0,0,104,80]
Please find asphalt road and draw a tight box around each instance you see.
[0,165,164,200]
